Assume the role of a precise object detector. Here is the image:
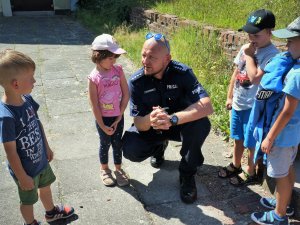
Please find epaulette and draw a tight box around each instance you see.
[130,69,144,82]
[170,61,190,74]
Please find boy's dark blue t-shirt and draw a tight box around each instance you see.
[0,95,48,178]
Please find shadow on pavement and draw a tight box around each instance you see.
[0,16,93,45]
[119,160,264,224]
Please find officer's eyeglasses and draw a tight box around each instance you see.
[145,32,170,53]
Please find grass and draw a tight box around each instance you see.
[154,0,300,30]
[76,0,157,34]
[114,26,147,66]
[169,27,232,137]
[76,0,299,138]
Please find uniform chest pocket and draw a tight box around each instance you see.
[142,91,161,108]
[164,90,180,108]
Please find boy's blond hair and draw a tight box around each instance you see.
[0,49,35,85]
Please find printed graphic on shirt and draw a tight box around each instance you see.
[236,52,253,89]
[17,105,43,164]
[256,89,274,100]
[99,74,121,112]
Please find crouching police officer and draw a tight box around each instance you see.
[122,32,213,204]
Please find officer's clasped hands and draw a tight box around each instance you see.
[150,106,172,130]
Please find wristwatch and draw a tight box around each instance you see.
[169,114,179,126]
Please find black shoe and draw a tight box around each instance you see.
[180,175,197,204]
[150,155,165,168]
[150,141,167,168]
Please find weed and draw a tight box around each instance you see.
[170,27,232,136]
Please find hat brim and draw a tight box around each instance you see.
[238,24,261,34]
[91,46,127,54]
[272,28,300,39]
[108,47,126,54]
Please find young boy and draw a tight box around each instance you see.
[0,49,74,225]
[218,9,279,186]
[251,16,300,225]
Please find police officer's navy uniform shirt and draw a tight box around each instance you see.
[129,60,209,117]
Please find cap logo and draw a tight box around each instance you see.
[255,17,262,25]
[249,16,262,25]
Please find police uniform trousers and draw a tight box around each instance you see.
[122,117,211,176]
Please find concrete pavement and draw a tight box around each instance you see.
[0,15,299,225]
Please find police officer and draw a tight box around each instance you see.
[122,33,213,204]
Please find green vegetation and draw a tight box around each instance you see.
[76,0,298,138]
[168,28,232,136]
[76,0,155,33]
[154,0,300,30]
[113,26,146,65]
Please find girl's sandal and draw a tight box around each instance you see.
[218,162,242,178]
[229,170,259,186]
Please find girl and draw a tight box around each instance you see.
[88,34,130,187]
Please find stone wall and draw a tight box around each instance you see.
[130,7,286,61]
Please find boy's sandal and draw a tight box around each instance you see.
[218,162,242,178]
[229,170,259,186]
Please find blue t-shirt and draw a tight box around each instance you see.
[0,95,48,178]
[272,60,300,147]
[129,60,209,117]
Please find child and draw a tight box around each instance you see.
[251,16,300,225]
[0,49,74,225]
[218,9,279,186]
[88,34,130,187]
[249,51,296,167]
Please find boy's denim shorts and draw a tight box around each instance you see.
[13,164,56,205]
[267,146,298,178]
[230,108,256,148]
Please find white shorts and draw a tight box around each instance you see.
[267,146,298,178]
